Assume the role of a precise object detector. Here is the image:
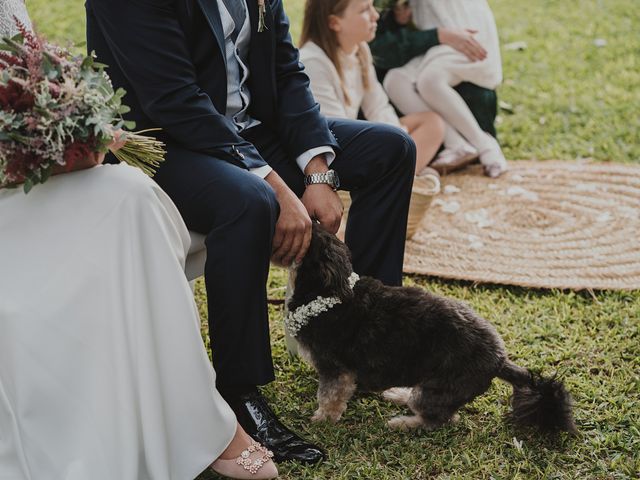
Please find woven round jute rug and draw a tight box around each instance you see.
[404,161,640,290]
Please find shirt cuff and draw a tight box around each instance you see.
[295,146,336,173]
[249,165,273,179]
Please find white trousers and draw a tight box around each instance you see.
[384,57,494,154]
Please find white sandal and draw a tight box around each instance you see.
[430,145,478,174]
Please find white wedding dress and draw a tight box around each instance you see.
[0,169,239,480]
[0,4,236,479]
[0,166,238,480]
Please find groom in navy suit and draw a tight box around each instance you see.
[87,0,415,463]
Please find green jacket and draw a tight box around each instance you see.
[369,11,498,136]
[369,13,440,71]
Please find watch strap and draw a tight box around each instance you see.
[304,170,339,190]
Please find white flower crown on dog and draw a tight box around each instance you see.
[285,272,360,337]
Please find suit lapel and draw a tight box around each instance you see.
[195,0,226,65]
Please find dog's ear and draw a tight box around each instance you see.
[322,260,354,302]
[311,224,354,301]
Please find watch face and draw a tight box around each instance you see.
[327,170,339,189]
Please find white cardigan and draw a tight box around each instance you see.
[299,41,403,129]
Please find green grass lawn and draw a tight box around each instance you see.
[27,0,639,478]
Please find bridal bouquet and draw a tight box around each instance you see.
[0,20,165,193]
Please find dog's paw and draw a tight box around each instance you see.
[387,415,424,431]
[311,410,327,423]
[311,409,341,423]
[382,387,412,406]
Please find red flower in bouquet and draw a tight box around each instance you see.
[63,140,94,171]
[0,51,22,67]
[4,149,42,183]
[0,80,34,112]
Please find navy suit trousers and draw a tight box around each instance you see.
[153,119,415,387]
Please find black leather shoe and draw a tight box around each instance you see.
[225,390,326,464]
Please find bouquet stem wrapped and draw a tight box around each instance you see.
[113,130,165,177]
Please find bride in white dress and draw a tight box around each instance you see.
[0,2,276,479]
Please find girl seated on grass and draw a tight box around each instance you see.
[383,0,507,177]
[299,0,445,194]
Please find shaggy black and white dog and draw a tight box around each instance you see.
[287,225,576,434]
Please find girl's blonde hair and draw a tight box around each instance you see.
[300,0,371,106]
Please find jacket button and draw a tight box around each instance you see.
[231,145,244,160]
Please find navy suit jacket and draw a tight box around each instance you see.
[86,0,339,170]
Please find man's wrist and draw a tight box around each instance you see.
[304,169,340,191]
[304,183,334,192]
[304,155,329,175]
[264,170,289,198]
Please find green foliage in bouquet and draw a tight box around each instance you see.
[0,20,164,193]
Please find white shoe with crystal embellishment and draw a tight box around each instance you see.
[210,440,278,479]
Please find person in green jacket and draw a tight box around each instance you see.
[370,0,500,173]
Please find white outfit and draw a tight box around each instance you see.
[384,0,506,170]
[409,0,502,90]
[299,41,403,129]
[0,165,237,480]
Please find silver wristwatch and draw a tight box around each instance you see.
[303,169,340,191]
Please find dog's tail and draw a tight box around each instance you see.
[497,360,577,434]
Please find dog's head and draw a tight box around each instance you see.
[291,223,354,303]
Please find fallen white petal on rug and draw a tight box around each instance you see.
[433,198,461,213]
[465,208,494,228]
[506,186,539,201]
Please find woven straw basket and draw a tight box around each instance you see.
[337,175,438,240]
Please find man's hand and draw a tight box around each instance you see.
[302,185,343,234]
[437,28,487,62]
[302,155,343,234]
[264,170,312,266]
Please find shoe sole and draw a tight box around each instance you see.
[430,153,478,175]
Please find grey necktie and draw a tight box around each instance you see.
[221,0,246,42]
